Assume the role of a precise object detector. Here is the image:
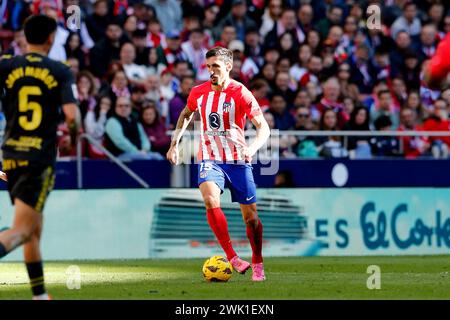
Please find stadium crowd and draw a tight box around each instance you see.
[0,0,449,160]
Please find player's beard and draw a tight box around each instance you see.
[210,74,219,85]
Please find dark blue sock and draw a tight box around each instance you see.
[0,242,8,258]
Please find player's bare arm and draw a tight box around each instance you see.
[0,171,7,182]
[243,114,271,162]
[166,106,195,165]
[63,102,81,145]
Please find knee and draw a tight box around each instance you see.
[16,226,34,243]
[203,194,220,209]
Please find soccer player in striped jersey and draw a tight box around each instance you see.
[167,47,271,281]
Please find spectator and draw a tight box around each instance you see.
[85,0,110,43]
[370,115,400,157]
[171,60,192,93]
[84,95,112,158]
[243,27,264,68]
[277,31,299,61]
[141,102,171,155]
[41,2,69,61]
[373,45,392,83]
[181,28,209,81]
[123,15,138,41]
[427,3,445,30]
[422,99,450,159]
[67,57,80,78]
[290,44,312,81]
[297,4,314,34]
[391,76,408,110]
[76,70,98,121]
[264,8,304,49]
[314,5,343,39]
[145,47,167,76]
[105,96,163,160]
[405,90,426,122]
[315,108,348,158]
[146,0,183,33]
[294,106,318,158]
[169,75,195,129]
[5,29,27,56]
[268,93,295,130]
[397,107,430,159]
[146,18,166,48]
[214,0,257,43]
[130,85,147,118]
[348,43,378,96]
[370,89,399,129]
[132,29,150,66]
[214,24,237,48]
[390,31,413,77]
[102,69,130,107]
[250,79,271,113]
[160,30,189,69]
[336,62,360,102]
[316,77,348,129]
[298,55,322,88]
[259,0,283,39]
[120,42,147,85]
[306,29,321,55]
[414,24,438,64]
[90,19,125,78]
[273,72,296,106]
[401,50,421,91]
[64,32,86,70]
[390,1,421,40]
[344,106,372,159]
[256,62,277,90]
[203,4,220,47]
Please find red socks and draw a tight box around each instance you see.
[206,207,237,261]
[207,207,263,264]
[246,219,263,264]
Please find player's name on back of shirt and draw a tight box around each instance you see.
[5,66,58,89]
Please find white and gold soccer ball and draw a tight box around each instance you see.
[202,255,233,282]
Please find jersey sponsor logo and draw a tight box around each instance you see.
[246,196,255,201]
[4,136,43,151]
[209,112,221,129]
[205,130,228,136]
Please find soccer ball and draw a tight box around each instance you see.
[202,255,233,282]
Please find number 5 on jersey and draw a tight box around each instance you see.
[19,86,42,131]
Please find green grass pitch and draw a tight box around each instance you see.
[0,256,449,300]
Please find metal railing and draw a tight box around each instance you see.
[76,133,149,189]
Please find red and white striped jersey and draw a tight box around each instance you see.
[187,79,262,162]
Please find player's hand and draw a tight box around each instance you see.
[241,146,256,163]
[166,144,179,165]
[0,171,7,182]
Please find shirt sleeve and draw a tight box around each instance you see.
[138,123,151,151]
[186,89,198,112]
[59,65,78,105]
[429,34,450,82]
[241,86,262,120]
